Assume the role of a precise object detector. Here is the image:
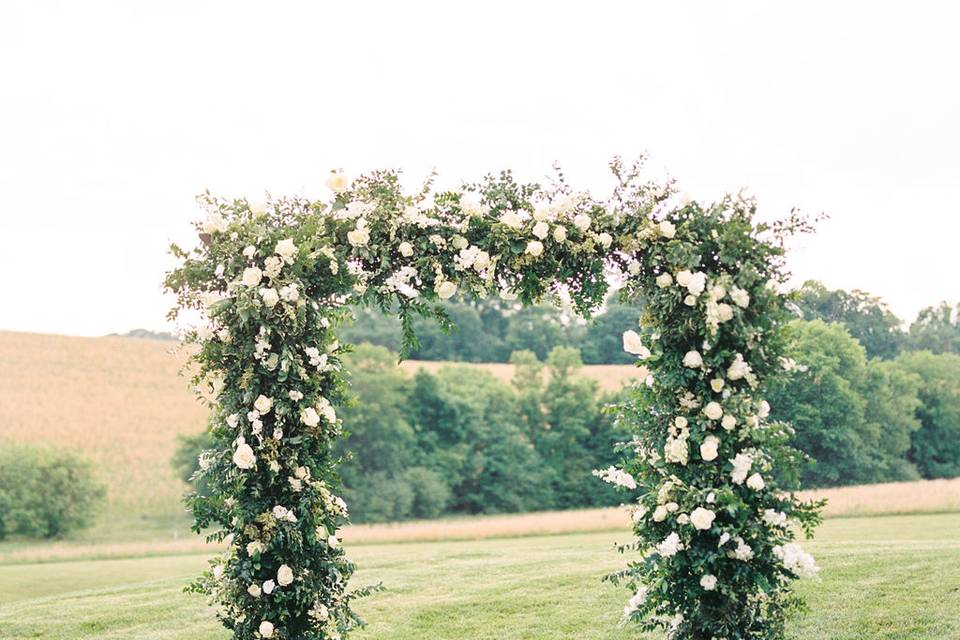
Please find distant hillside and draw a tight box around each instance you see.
[0,332,640,520]
[108,328,178,341]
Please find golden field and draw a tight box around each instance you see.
[0,331,641,520]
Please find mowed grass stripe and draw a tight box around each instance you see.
[1,514,958,640]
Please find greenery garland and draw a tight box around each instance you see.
[165,157,822,639]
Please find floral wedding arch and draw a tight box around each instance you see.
[165,158,822,640]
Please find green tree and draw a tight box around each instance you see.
[896,350,960,478]
[908,302,960,355]
[795,280,905,359]
[504,305,570,360]
[860,359,922,481]
[768,320,875,486]
[0,444,105,539]
[408,366,554,513]
[336,344,420,522]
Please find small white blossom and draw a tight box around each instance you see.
[682,350,703,368]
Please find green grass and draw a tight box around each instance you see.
[1,513,958,639]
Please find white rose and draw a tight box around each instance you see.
[664,436,689,465]
[435,280,457,300]
[499,209,523,229]
[473,250,491,270]
[328,535,340,549]
[301,407,320,427]
[532,221,549,239]
[746,473,765,490]
[317,397,337,423]
[242,267,263,287]
[682,350,703,368]
[202,211,228,234]
[259,620,275,638]
[730,452,753,484]
[596,232,613,249]
[709,285,727,301]
[659,220,676,238]
[399,242,414,257]
[710,378,725,392]
[347,224,370,247]
[700,435,720,461]
[727,354,752,381]
[622,330,650,358]
[686,272,707,296]
[553,226,567,242]
[689,507,716,531]
[275,239,297,260]
[656,273,673,288]
[260,288,280,308]
[656,532,684,557]
[247,583,262,597]
[264,255,283,278]
[325,172,348,193]
[703,401,723,420]
[277,564,294,586]
[731,286,750,308]
[279,284,299,302]
[721,414,737,431]
[525,240,544,257]
[676,270,692,287]
[573,214,591,232]
[758,400,771,418]
[652,505,668,522]
[700,575,717,591]
[254,395,273,414]
[717,303,734,323]
[262,579,275,595]
[675,416,688,429]
[232,443,256,469]
[684,295,697,306]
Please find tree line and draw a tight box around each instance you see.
[175,281,960,522]
[340,282,960,364]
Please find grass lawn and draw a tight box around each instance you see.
[0,513,958,639]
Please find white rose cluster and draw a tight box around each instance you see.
[593,466,637,490]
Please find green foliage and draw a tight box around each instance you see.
[0,443,105,539]
[795,280,905,359]
[860,359,922,481]
[908,302,960,355]
[769,320,873,487]
[896,350,960,478]
[172,430,215,497]
[165,159,820,640]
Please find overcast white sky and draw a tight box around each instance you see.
[2,1,958,337]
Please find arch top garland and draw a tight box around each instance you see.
[166,157,822,640]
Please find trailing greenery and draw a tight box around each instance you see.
[0,443,105,539]
[165,159,821,640]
